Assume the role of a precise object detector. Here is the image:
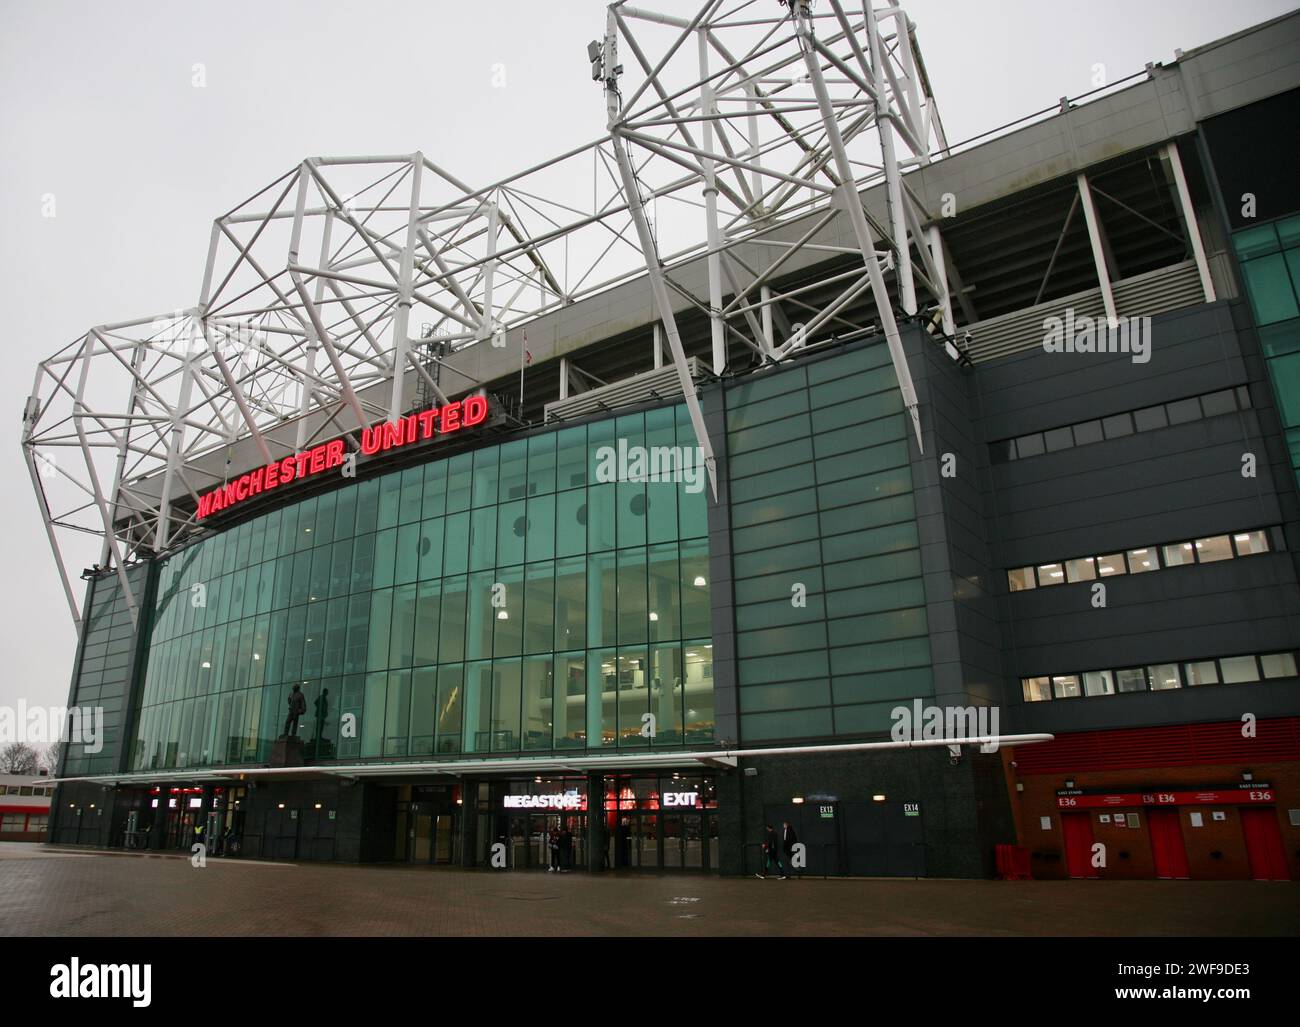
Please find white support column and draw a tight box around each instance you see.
[927,225,955,336]
[389,153,425,420]
[698,28,727,375]
[794,2,922,451]
[760,285,774,354]
[1165,141,1217,303]
[864,0,915,316]
[157,340,196,552]
[479,199,499,346]
[559,356,570,400]
[604,17,718,499]
[745,82,762,212]
[652,322,664,369]
[1077,172,1117,326]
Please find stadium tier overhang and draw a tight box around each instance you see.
[24,0,1277,630]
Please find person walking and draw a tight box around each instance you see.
[755,823,785,879]
[781,821,798,878]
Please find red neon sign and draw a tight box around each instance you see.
[196,395,488,520]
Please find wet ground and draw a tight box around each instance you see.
[1,842,1295,936]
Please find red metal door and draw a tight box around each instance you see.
[1148,808,1190,879]
[1240,808,1290,881]
[1061,812,1098,878]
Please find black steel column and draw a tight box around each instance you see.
[587,772,604,872]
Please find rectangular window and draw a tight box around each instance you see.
[1232,530,1270,556]
[1165,397,1202,425]
[1161,541,1195,568]
[1183,660,1219,686]
[1015,434,1045,458]
[1095,553,1125,577]
[1022,677,1051,702]
[1199,389,1238,418]
[1115,668,1147,693]
[1082,670,1115,697]
[1147,663,1181,691]
[1043,426,1073,453]
[1064,557,1097,583]
[1193,535,1233,563]
[1051,675,1081,699]
[1071,420,1104,446]
[1126,547,1158,573]
[1101,412,1134,439]
[1007,567,1035,592]
[1219,655,1260,683]
[1133,405,1168,432]
[1260,652,1298,678]
[990,440,1015,464]
[1035,563,1064,586]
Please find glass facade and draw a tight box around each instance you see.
[63,566,145,777]
[128,403,713,771]
[1235,214,1300,489]
[725,341,932,741]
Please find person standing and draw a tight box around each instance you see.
[559,821,574,872]
[782,821,798,878]
[548,823,561,872]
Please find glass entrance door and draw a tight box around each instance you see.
[505,813,586,869]
[405,805,458,864]
[633,814,659,868]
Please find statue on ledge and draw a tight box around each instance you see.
[281,683,307,739]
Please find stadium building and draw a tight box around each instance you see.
[25,3,1300,879]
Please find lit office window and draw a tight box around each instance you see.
[1051,675,1082,699]
[1161,541,1195,568]
[1260,652,1297,679]
[1022,677,1052,702]
[1193,536,1233,563]
[1233,530,1270,556]
[1147,663,1181,690]
[1115,668,1147,693]
[1036,563,1065,586]
[1219,655,1261,683]
[1007,567,1036,592]
[1126,548,1158,573]
[1082,670,1115,696]
[1064,557,1097,583]
[1183,660,1219,686]
[1095,553,1126,577]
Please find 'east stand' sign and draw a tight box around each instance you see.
[196,394,489,521]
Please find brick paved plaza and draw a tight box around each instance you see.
[1,843,1296,936]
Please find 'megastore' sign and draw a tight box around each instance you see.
[196,395,489,520]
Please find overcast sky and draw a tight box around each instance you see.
[0,0,1294,728]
